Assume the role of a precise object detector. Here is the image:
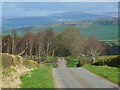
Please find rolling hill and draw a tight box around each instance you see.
[2,11,118,42]
[2,11,115,32]
[3,22,118,41]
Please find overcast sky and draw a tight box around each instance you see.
[1,0,120,2]
[2,2,118,18]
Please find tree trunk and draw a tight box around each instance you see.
[92,56,96,63]
[46,43,50,58]
[29,38,33,58]
[12,35,14,54]
[35,42,38,57]
[52,50,54,56]
[90,49,96,63]
[19,48,27,56]
[38,43,41,59]
[25,41,28,59]
[7,45,9,53]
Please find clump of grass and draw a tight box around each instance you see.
[52,64,58,68]
[12,55,23,66]
[2,66,16,77]
[21,65,54,88]
[23,59,40,69]
[82,65,119,85]
[47,63,58,68]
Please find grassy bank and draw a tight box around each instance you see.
[0,54,2,67]
[2,53,42,88]
[21,65,54,88]
[82,65,119,85]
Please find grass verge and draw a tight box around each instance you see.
[82,65,119,85]
[21,65,54,88]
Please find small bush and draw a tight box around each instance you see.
[2,66,16,77]
[76,61,83,67]
[47,63,58,68]
[23,60,40,69]
[66,56,78,67]
[47,56,58,63]
[12,55,22,66]
[52,64,58,68]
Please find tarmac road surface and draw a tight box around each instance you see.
[53,57,118,88]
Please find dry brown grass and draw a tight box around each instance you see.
[2,66,31,88]
[2,53,41,88]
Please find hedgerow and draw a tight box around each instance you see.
[93,56,120,67]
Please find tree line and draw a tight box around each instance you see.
[2,27,106,63]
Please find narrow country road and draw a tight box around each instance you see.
[53,57,118,88]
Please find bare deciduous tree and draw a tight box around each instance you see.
[45,29,55,58]
[37,32,45,58]
[85,37,105,63]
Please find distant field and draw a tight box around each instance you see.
[3,23,118,41]
[28,23,118,40]
[79,24,118,40]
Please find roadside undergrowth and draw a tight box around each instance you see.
[2,53,41,88]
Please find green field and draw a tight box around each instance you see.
[82,65,119,85]
[3,23,118,41]
[79,24,117,40]
[31,23,118,40]
[21,65,54,88]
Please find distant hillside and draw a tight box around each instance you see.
[2,11,118,41]
[2,11,114,32]
[3,21,118,41]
